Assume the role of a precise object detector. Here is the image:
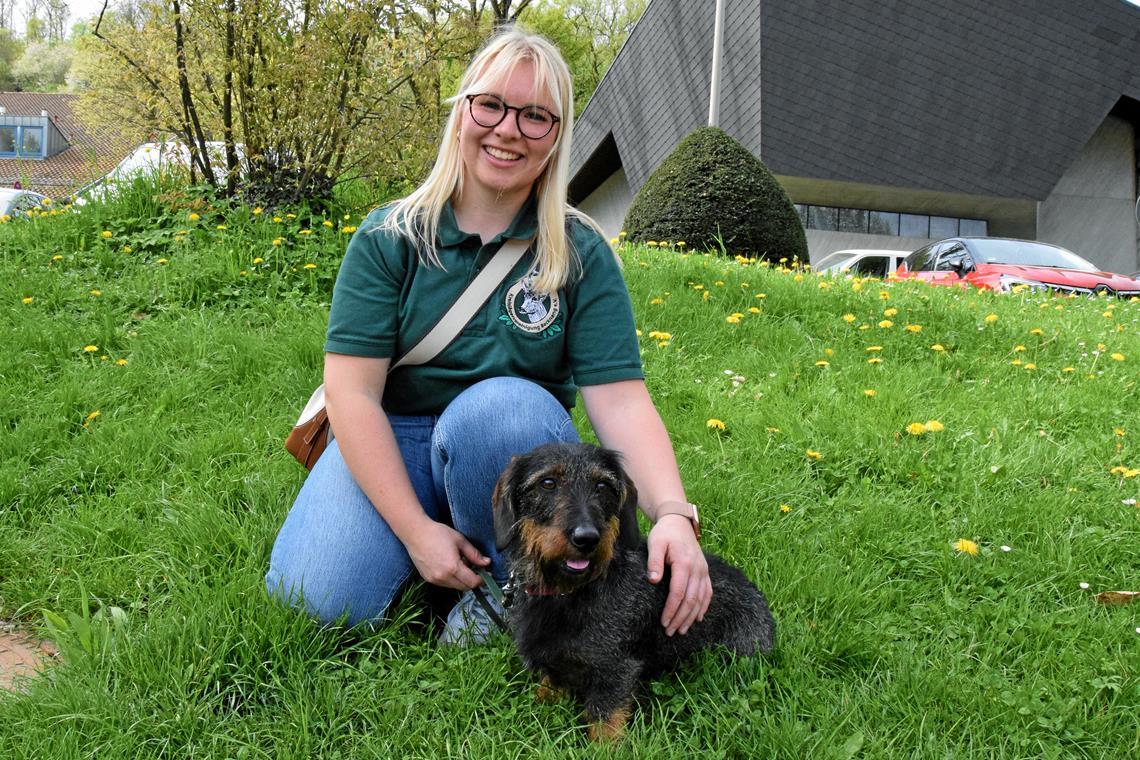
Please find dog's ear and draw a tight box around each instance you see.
[492,456,522,551]
[617,470,641,549]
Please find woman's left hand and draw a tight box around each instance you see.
[646,515,712,636]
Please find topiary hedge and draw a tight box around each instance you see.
[622,127,807,262]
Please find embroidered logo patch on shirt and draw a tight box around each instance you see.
[502,270,561,336]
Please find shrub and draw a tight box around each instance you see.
[622,127,808,261]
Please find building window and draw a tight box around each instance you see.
[838,208,867,233]
[808,206,838,231]
[899,214,928,237]
[797,203,988,240]
[959,218,988,236]
[0,125,44,158]
[868,211,900,235]
[929,216,958,239]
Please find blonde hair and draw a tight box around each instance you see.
[381,27,605,293]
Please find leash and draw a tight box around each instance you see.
[472,569,511,633]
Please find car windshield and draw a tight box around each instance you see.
[967,239,1098,272]
[815,252,859,270]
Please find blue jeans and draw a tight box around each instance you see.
[265,377,580,627]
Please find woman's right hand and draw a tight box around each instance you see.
[403,519,489,591]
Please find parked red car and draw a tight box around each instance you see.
[897,237,1140,297]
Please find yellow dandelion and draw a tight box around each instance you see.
[879,291,890,300]
[676,241,686,247]
[341,226,358,234]
[52,255,62,261]
[84,410,101,425]
[925,419,944,432]
[1013,345,1026,352]
[806,449,823,461]
[906,422,928,435]
[22,296,33,304]
[303,263,317,270]
[1111,353,1125,362]
[793,274,804,282]
[100,230,113,239]
[953,538,979,556]
[984,313,998,324]
[931,344,945,352]
[651,297,665,305]
[116,359,128,366]
[252,257,264,265]
[726,315,741,324]
[884,307,898,317]
[815,360,830,367]
[905,324,922,333]
[216,224,227,231]
[863,389,877,397]
[715,281,725,287]
[1114,428,1125,437]
[755,293,767,299]
[748,307,761,314]
[648,331,672,340]
[298,229,313,236]
[1062,366,1075,373]
[273,216,283,223]
[779,504,791,514]
[272,238,283,246]
[1024,363,1037,370]
[702,291,710,301]
[818,280,832,290]
[842,313,856,323]
[766,427,781,433]
[1030,328,1044,335]
[188,213,200,221]
[692,283,705,290]
[322,220,334,228]
[83,345,98,353]
[868,357,883,364]
[252,207,263,215]
[707,418,726,431]
[867,345,883,352]
[157,258,168,265]
[878,320,894,328]
[1011,359,1023,366]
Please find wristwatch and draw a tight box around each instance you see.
[655,501,701,542]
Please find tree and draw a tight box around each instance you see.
[623,127,808,262]
[0,28,22,88]
[11,39,72,89]
[78,0,485,203]
[520,0,644,116]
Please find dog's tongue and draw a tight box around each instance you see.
[566,558,590,571]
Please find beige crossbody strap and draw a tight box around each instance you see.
[392,236,534,370]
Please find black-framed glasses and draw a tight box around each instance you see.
[465,93,561,140]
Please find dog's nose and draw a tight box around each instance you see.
[569,526,600,552]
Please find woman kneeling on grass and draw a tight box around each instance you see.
[265,28,709,644]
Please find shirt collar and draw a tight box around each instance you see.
[437,193,539,248]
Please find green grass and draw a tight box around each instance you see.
[2,182,1138,758]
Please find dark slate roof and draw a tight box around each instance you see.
[570,0,1140,203]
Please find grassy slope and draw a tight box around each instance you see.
[1,188,1137,758]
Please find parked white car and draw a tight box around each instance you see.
[0,187,50,217]
[75,140,246,202]
[814,249,907,278]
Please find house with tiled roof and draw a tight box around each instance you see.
[570,0,1140,275]
[1,91,134,198]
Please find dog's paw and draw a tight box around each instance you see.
[585,705,631,743]
[534,675,568,705]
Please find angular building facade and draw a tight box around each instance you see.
[569,0,1140,274]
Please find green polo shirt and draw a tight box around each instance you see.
[325,199,643,415]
